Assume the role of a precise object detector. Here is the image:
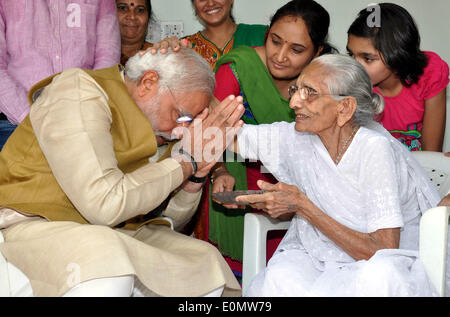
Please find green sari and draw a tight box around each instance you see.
[233,24,268,47]
[210,46,296,262]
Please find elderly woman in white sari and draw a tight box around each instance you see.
[230,54,445,296]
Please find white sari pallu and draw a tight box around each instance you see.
[237,121,447,297]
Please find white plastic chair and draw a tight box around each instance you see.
[419,206,449,296]
[242,213,290,294]
[242,151,450,296]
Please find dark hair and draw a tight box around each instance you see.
[347,3,427,86]
[145,0,153,20]
[268,0,337,55]
[190,0,235,23]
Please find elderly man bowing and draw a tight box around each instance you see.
[0,48,244,297]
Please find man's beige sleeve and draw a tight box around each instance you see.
[162,189,202,231]
[30,69,185,227]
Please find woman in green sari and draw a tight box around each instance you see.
[193,0,337,283]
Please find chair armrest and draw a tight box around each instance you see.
[419,206,450,297]
[242,213,290,295]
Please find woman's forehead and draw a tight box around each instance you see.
[270,15,312,47]
[297,63,330,90]
[117,0,147,6]
[297,63,321,83]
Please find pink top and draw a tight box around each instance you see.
[375,51,449,151]
[0,0,121,124]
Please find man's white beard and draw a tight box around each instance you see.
[154,131,179,141]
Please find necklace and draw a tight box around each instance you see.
[202,24,237,51]
[334,126,359,164]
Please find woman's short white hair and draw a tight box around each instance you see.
[312,54,384,127]
[124,48,215,96]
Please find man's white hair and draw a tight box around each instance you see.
[124,48,215,96]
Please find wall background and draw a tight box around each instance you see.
[150,0,450,151]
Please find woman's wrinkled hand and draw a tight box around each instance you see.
[236,180,305,219]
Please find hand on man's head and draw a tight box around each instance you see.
[140,37,190,56]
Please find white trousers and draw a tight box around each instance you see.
[62,275,225,297]
[3,251,225,297]
[2,229,225,297]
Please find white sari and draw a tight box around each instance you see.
[237,121,445,297]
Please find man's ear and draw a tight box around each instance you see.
[137,70,160,98]
[336,96,357,127]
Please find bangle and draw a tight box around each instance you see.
[211,166,228,183]
[178,149,197,174]
[188,175,207,183]
[213,165,228,174]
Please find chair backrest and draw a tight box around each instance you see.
[413,151,450,297]
[411,151,450,196]
[419,206,449,297]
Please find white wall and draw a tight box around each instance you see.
[150,0,450,151]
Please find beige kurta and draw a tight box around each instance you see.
[0,68,241,297]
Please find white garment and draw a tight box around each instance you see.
[246,248,437,297]
[62,275,224,297]
[63,275,135,297]
[238,121,444,297]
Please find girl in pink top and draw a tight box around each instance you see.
[346,3,449,151]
